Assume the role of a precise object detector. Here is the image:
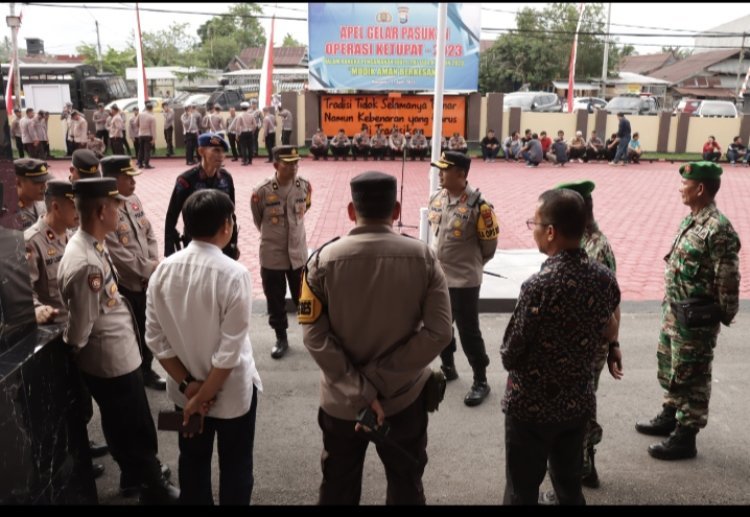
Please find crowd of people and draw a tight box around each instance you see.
[703,135,750,166]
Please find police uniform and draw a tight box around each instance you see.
[556,180,617,487]
[137,106,156,168]
[300,171,452,505]
[180,108,200,165]
[163,105,174,157]
[69,149,102,183]
[58,177,178,503]
[236,103,258,165]
[637,161,741,460]
[164,133,239,259]
[24,180,74,319]
[250,146,311,358]
[428,152,499,406]
[101,156,165,390]
[15,158,51,231]
[93,106,109,152]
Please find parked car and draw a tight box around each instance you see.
[605,94,659,115]
[565,96,607,112]
[104,97,163,113]
[206,89,246,111]
[673,98,702,115]
[695,100,738,118]
[503,91,562,112]
[171,93,211,109]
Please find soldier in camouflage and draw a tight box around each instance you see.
[556,180,622,489]
[636,161,741,460]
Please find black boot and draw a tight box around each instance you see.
[271,329,289,359]
[648,425,698,460]
[635,405,677,436]
[464,370,490,407]
[581,446,600,488]
[440,356,458,381]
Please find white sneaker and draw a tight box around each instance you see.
[578,158,584,164]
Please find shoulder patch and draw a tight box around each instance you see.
[297,270,322,324]
[477,203,499,241]
[176,177,190,190]
[88,273,103,292]
[251,192,260,204]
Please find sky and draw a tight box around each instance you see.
[3,3,750,58]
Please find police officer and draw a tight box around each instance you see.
[93,103,109,154]
[555,180,622,490]
[636,161,741,460]
[428,151,499,407]
[68,148,101,184]
[137,102,157,169]
[164,132,239,260]
[102,155,165,391]
[58,177,178,504]
[15,158,50,231]
[300,171,452,504]
[250,145,311,359]
[236,101,257,166]
[162,102,174,157]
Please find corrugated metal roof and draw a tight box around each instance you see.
[647,49,740,84]
[231,47,308,71]
[619,52,677,75]
[672,86,737,99]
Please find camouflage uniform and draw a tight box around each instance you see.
[658,201,740,429]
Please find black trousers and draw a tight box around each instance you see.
[119,285,153,372]
[83,369,162,487]
[14,136,24,158]
[239,132,254,164]
[138,136,153,166]
[331,146,350,158]
[585,148,604,162]
[178,386,258,505]
[65,133,75,156]
[371,147,386,160]
[281,129,292,146]
[132,136,140,160]
[317,392,428,505]
[122,136,132,157]
[164,127,174,156]
[440,286,490,377]
[503,415,587,505]
[185,133,198,164]
[264,132,276,161]
[352,145,370,160]
[260,267,302,330]
[228,133,239,159]
[110,137,124,155]
[96,129,109,153]
[310,146,328,159]
[252,128,260,157]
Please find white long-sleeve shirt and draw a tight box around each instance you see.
[145,240,262,419]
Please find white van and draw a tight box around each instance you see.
[695,100,738,118]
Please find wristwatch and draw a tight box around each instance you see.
[178,373,196,394]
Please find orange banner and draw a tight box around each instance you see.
[320,94,465,138]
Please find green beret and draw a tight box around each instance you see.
[555,179,595,198]
[679,161,722,181]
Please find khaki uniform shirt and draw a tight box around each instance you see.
[17,200,47,231]
[20,116,35,144]
[93,110,108,132]
[128,115,139,139]
[251,175,312,270]
[449,135,467,150]
[410,134,428,148]
[181,112,197,134]
[226,114,237,134]
[311,133,328,149]
[163,109,174,129]
[11,115,22,138]
[105,194,158,292]
[59,230,142,378]
[138,111,156,137]
[300,225,452,420]
[24,218,70,318]
[203,113,224,132]
[263,114,276,134]
[389,133,405,150]
[109,113,124,138]
[280,109,293,131]
[237,111,257,134]
[428,184,499,288]
[71,117,88,143]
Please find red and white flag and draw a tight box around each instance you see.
[134,2,149,110]
[259,13,276,109]
[5,57,15,114]
[567,3,586,113]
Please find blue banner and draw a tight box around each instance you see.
[308,3,480,92]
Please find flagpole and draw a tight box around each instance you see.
[567,3,586,113]
[134,2,149,110]
[7,3,22,110]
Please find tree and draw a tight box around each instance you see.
[141,22,199,67]
[76,42,135,77]
[282,33,302,47]
[196,3,266,69]
[662,46,693,60]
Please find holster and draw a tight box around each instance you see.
[670,297,722,328]
[423,369,447,413]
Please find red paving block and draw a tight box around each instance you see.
[48,157,750,301]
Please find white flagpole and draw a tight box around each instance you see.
[134,2,149,110]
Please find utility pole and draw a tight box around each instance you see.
[95,19,103,73]
[6,2,22,107]
[736,33,746,98]
[600,2,611,100]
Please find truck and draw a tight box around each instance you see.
[0,63,130,113]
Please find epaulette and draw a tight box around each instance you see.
[305,236,341,271]
[254,176,275,191]
[466,189,483,208]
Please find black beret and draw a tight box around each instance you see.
[72,178,127,201]
[101,155,141,177]
[431,151,471,172]
[45,180,74,199]
[350,171,397,204]
[273,145,301,163]
[72,149,101,177]
[14,158,52,182]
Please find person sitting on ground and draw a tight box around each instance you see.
[548,130,568,167]
[388,128,406,160]
[310,128,329,161]
[627,132,642,164]
[726,136,747,165]
[586,130,605,162]
[409,128,429,161]
[605,133,619,163]
[519,133,543,168]
[370,128,388,161]
[352,125,371,161]
[481,129,501,162]
[503,131,521,162]
[86,132,106,158]
[702,135,721,163]
[440,135,448,152]
[520,129,532,147]
[539,131,552,160]
[330,129,351,161]
[568,131,587,163]
[448,132,468,154]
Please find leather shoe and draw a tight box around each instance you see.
[92,463,105,479]
[440,364,458,381]
[89,440,109,458]
[138,478,180,505]
[143,369,167,391]
[464,381,490,407]
[121,462,171,497]
[271,338,289,359]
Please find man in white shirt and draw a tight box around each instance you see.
[145,189,262,505]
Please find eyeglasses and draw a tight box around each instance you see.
[525,219,550,230]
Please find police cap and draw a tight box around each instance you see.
[555,179,595,198]
[350,171,397,207]
[679,161,723,181]
[71,149,101,177]
[45,180,75,199]
[73,177,127,201]
[14,158,52,183]
[431,151,471,173]
[101,155,141,177]
[273,145,301,163]
[197,132,229,151]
